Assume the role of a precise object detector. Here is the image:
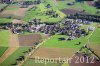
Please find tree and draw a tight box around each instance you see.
[46,4,51,8]
[50,31,55,35]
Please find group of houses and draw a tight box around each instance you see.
[0,18,94,41]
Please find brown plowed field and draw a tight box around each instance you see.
[18,34,42,46]
[0,5,35,19]
[61,9,89,15]
[88,44,100,56]
[30,47,77,59]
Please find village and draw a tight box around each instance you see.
[0,0,100,66]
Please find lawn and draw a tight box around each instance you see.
[0,18,12,24]
[42,34,88,49]
[0,30,10,47]
[0,47,30,66]
[22,59,62,66]
[0,47,8,57]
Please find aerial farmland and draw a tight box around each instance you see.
[0,0,100,66]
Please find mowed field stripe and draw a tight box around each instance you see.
[0,47,18,64]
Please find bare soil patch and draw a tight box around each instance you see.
[97,24,100,28]
[11,19,24,24]
[30,47,77,59]
[18,34,42,46]
[87,1,95,6]
[0,5,35,19]
[88,44,100,56]
[61,9,89,15]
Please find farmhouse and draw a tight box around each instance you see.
[88,26,95,31]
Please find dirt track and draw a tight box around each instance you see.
[12,19,24,24]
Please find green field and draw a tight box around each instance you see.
[56,0,99,15]
[4,4,21,11]
[0,47,30,66]
[0,47,8,57]
[0,30,10,47]
[0,18,12,24]
[0,47,61,66]
[42,34,87,49]
[90,28,100,44]
[0,0,100,66]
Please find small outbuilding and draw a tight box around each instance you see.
[88,26,95,31]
